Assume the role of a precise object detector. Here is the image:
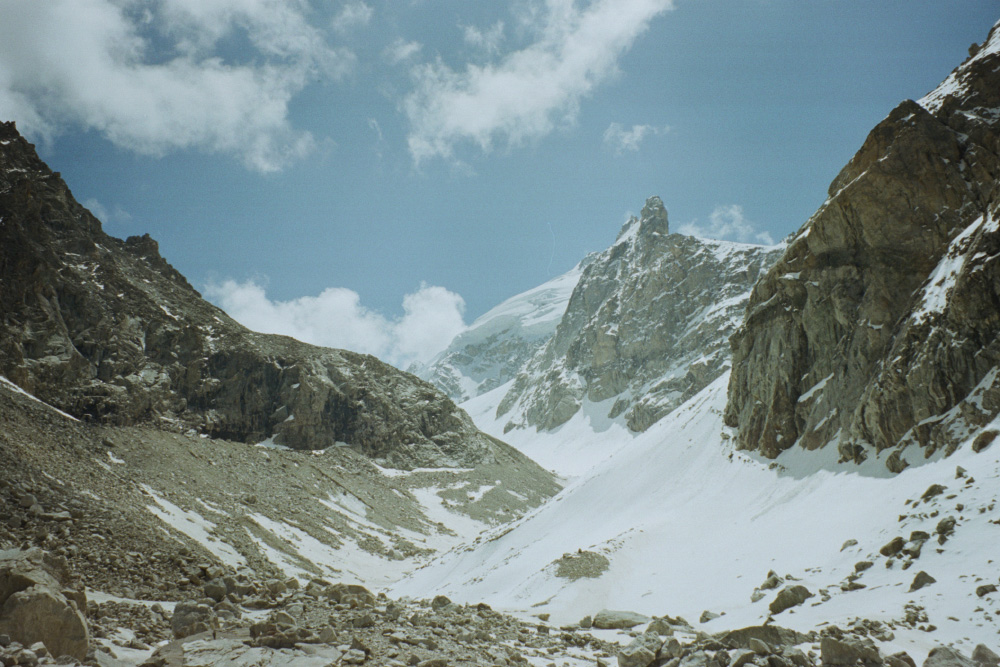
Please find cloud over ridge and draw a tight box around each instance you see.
[204,279,467,368]
[678,205,776,246]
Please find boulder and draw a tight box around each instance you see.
[924,647,975,667]
[646,617,674,636]
[909,571,936,592]
[171,600,218,639]
[880,537,905,557]
[821,636,883,666]
[973,646,1000,667]
[720,625,812,650]
[618,634,659,667]
[593,609,651,630]
[0,548,88,661]
[768,586,813,615]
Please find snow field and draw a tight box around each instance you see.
[393,373,1000,660]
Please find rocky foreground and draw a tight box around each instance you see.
[2,543,996,667]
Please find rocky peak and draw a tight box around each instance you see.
[497,197,781,433]
[640,195,669,235]
[615,196,669,243]
[725,20,1000,467]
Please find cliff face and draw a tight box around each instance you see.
[725,23,1000,468]
[497,197,782,433]
[0,121,519,469]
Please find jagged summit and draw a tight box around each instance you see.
[0,120,523,470]
[615,195,669,242]
[492,197,781,433]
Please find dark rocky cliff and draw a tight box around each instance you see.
[725,23,1000,468]
[0,121,518,469]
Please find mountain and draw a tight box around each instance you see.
[413,263,583,403]
[0,119,562,662]
[392,24,1000,656]
[725,22,1000,468]
[0,120,528,470]
[495,197,782,433]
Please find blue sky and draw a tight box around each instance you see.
[1,1,995,367]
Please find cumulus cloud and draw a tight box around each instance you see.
[678,205,775,245]
[404,0,674,163]
[0,0,350,172]
[602,122,667,154]
[204,279,466,367]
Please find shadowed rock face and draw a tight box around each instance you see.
[725,22,1000,466]
[498,196,782,433]
[0,121,519,469]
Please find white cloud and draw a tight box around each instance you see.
[463,21,505,57]
[331,2,373,33]
[0,0,350,172]
[602,122,667,154]
[385,39,423,65]
[678,205,775,245]
[204,279,466,367]
[404,0,674,163]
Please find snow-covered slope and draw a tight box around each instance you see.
[393,373,1000,658]
[414,264,584,402]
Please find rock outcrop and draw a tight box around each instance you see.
[0,121,518,469]
[0,548,89,660]
[498,196,782,432]
[725,21,1000,466]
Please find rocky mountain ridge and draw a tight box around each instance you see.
[495,196,782,433]
[0,120,525,470]
[724,21,1000,468]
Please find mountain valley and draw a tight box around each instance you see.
[2,17,1000,667]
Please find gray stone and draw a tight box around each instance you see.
[768,586,813,615]
[171,600,217,639]
[730,649,757,667]
[646,617,674,636]
[936,517,957,536]
[880,537,905,557]
[921,485,947,501]
[719,625,812,650]
[618,638,657,667]
[759,571,783,590]
[0,548,88,661]
[909,571,936,592]
[680,651,710,667]
[592,609,650,630]
[973,646,1000,667]
[976,584,997,597]
[821,636,883,666]
[924,647,975,667]
[203,579,227,603]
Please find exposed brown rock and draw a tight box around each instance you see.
[726,21,1000,464]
